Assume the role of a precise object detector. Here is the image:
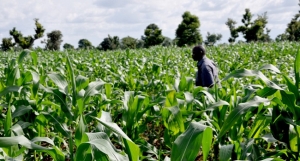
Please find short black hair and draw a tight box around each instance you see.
[193,45,206,55]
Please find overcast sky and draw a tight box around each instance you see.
[0,0,299,48]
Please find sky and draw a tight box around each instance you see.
[0,0,299,48]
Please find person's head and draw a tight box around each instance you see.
[192,45,206,61]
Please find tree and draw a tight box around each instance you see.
[226,9,271,43]
[121,36,137,49]
[225,18,239,43]
[9,19,45,49]
[43,30,63,50]
[63,43,74,50]
[0,38,14,51]
[78,39,93,49]
[277,1,300,41]
[100,35,120,51]
[144,24,164,47]
[162,37,173,47]
[136,38,145,49]
[175,11,202,47]
[204,32,222,46]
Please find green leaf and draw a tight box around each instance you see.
[47,73,68,94]
[165,90,177,107]
[5,105,12,136]
[0,86,22,97]
[76,75,89,92]
[248,115,269,138]
[41,112,70,137]
[294,49,300,88]
[289,125,300,152]
[218,96,270,138]
[18,49,31,65]
[75,115,87,147]
[162,106,185,135]
[12,105,32,118]
[66,53,77,110]
[76,139,128,161]
[219,144,233,161]
[202,127,213,161]
[124,139,140,161]
[205,100,230,111]
[171,122,212,161]
[258,64,281,73]
[256,87,277,98]
[0,135,65,161]
[93,116,139,161]
[280,90,300,119]
[222,69,282,90]
[30,71,40,98]
[30,51,38,67]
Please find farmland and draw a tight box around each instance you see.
[0,42,299,160]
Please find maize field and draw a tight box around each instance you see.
[0,42,299,161]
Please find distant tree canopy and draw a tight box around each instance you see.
[11,19,45,49]
[2,19,45,50]
[226,9,271,43]
[78,39,93,49]
[63,43,74,50]
[43,30,63,50]
[204,32,222,46]
[121,36,137,49]
[276,1,300,41]
[136,37,145,49]
[162,37,173,47]
[175,11,202,47]
[144,24,164,48]
[100,35,120,51]
[0,38,14,51]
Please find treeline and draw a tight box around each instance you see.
[1,2,300,51]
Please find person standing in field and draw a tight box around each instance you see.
[192,45,220,88]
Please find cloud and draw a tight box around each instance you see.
[0,0,299,47]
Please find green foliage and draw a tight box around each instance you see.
[175,11,202,47]
[9,19,45,49]
[121,36,137,49]
[225,18,239,43]
[78,39,93,49]
[162,37,173,47]
[63,43,75,50]
[204,32,222,46]
[0,38,14,51]
[226,9,271,43]
[144,24,164,48]
[277,1,300,42]
[1,43,300,160]
[100,35,120,51]
[136,37,145,49]
[43,30,63,50]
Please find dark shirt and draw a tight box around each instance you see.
[195,56,220,87]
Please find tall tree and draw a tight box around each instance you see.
[175,11,202,47]
[43,30,63,50]
[63,43,74,50]
[204,32,222,46]
[225,18,239,43]
[144,24,164,48]
[0,38,14,51]
[9,19,45,49]
[78,39,93,49]
[121,36,137,49]
[100,35,120,51]
[277,1,300,41]
[226,9,271,42]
